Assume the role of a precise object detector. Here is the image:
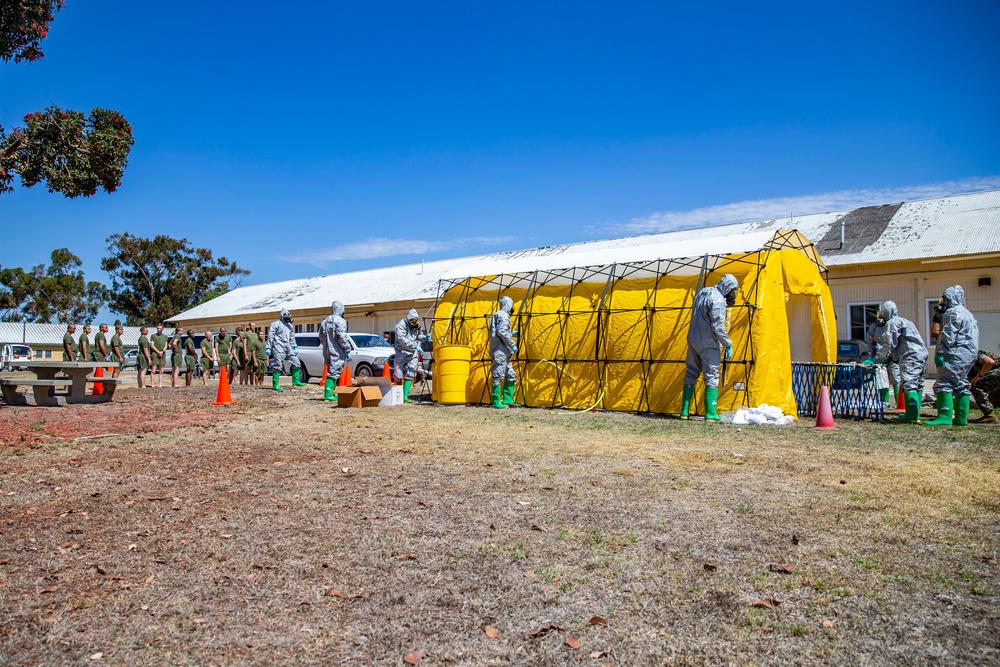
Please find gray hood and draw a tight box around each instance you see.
[280,307,292,322]
[715,274,738,297]
[942,285,965,309]
[406,308,420,323]
[499,296,514,314]
[879,300,898,320]
[331,300,345,317]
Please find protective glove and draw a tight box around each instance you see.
[511,344,518,354]
[292,345,298,354]
[724,344,733,360]
[934,352,944,368]
[512,331,520,338]
[346,351,352,361]
[265,347,272,356]
[860,357,875,367]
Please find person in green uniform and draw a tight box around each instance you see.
[137,326,152,389]
[255,328,268,386]
[231,327,246,385]
[169,326,183,388]
[183,329,198,386]
[110,324,125,378]
[62,324,78,361]
[78,325,92,363]
[150,324,169,388]
[244,321,257,384]
[215,326,235,384]
[93,323,109,362]
[199,329,215,386]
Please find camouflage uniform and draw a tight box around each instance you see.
[969,350,1000,419]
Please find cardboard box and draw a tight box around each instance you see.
[336,385,384,408]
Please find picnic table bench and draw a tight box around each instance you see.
[0,361,121,407]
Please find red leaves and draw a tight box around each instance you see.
[564,635,581,649]
[589,616,608,626]
[768,563,795,574]
[524,623,563,638]
[483,625,500,638]
[751,598,781,609]
[403,649,425,664]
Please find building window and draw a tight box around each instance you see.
[306,323,315,333]
[294,324,302,333]
[45,350,52,359]
[847,302,880,341]
[35,350,43,358]
[925,298,941,347]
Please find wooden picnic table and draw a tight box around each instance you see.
[0,360,122,407]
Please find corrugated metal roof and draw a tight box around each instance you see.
[173,189,1000,321]
[0,323,145,347]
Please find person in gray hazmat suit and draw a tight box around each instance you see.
[489,295,520,409]
[865,318,900,404]
[870,300,928,423]
[319,301,353,401]
[393,308,424,403]
[267,308,306,391]
[680,273,739,422]
[927,285,980,426]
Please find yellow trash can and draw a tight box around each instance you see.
[434,345,472,405]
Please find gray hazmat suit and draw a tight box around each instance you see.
[319,301,353,381]
[875,300,928,392]
[393,308,423,382]
[685,274,738,388]
[489,296,517,387]
[865,320,900,388]
[934,285,979,397]
[267,308,299,373]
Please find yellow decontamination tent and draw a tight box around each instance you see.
[432,229,837,418]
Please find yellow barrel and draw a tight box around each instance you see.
[434,345,472,405]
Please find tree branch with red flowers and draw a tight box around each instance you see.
[0,1,134,197]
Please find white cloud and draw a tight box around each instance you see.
[279,236,515,265]
[605,176,1000,235]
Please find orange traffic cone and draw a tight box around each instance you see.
[93,366,104,396]
[337,362,353,387]
[814,385,836,430]
[895,388,906,410]
[381,360,393,385]
[212,366,237,406]
[320,363,328,386]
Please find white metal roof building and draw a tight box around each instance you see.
[172,190,1000,367]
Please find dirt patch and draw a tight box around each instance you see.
[0,388,998,665]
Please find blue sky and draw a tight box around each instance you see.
[2,0,998,318]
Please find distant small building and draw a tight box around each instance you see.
[172,190,1000,375]
[0,322,144,359]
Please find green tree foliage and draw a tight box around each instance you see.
[0,1,134,197]
[0,248,107,323]
[101,233,250,325]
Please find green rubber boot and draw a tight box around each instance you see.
[704,386,720,422]
[502,381,519,407]
[491,383,507,409]
[271,371,284,392]
[892,391,922,423]
[925,392,953,426]
[403,380,413,403]
[879,388,890,404]
[291,367,307,387]
[953,394,970,426]
[323,377,336,401]
[680,385,694,420]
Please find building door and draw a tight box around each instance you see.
[786,294,814,362]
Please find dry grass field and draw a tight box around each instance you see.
[1,383,998,666]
